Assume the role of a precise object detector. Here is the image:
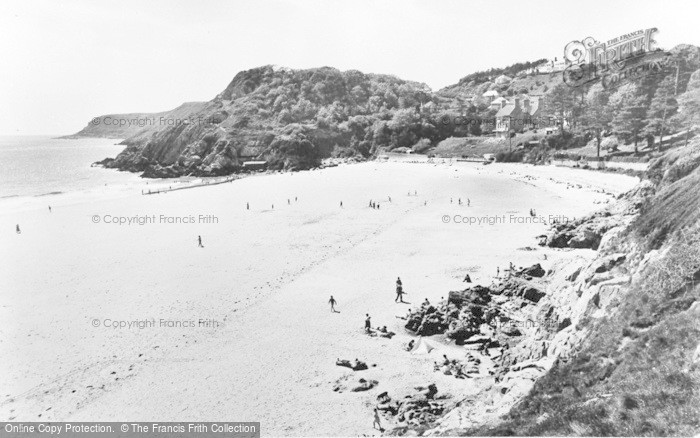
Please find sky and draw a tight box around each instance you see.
[1,0,700,135]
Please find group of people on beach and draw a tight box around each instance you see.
[450,197,470,206]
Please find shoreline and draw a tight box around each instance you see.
[0,159,639,435]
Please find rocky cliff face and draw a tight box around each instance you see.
[417,140,700,436]
[91,66,435,177]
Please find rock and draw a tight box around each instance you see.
[593,253,627,273]
[521,263,545,278]
[521,286,546,303]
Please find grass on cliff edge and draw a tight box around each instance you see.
[462,142,700,437]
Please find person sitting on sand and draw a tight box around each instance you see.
[353,358,368,371]
[336,358,353,368]
[406,340,415,351]
[463,274,472,283]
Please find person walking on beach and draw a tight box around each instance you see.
[467,198,470,207]
[365,314,372,333]
[373,408,384,432]
[198,235,204,248]
[16,224,21,234]
[328,295,338,313]
[458,198,462,205]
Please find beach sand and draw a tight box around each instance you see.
[0,160,638,435]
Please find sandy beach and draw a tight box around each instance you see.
[0,160,638,436]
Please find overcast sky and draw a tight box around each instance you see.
[1,0,700,135]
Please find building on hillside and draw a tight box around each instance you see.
[489,96,508,111]
[482,90,500,102]
[494,95,543,135]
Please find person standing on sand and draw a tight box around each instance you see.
[198,235,204,248]
[16,224,21,234]
[365,314,371,333]
[340,201,343,208]
[496,266,500,277]
[395,284,407,303]
[388,196,391,202]
[328,295,337,312]
[467,198,470,207]
[48,206,51,212]
[247,202,249,210]
[373,408,383,432]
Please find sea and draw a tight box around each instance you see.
[0,136,210,209]
[0,136,146,199]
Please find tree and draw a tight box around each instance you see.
[543,83,575,134]
[672,68,700,147]
[644,76,678,151]
[581,86,613,158]
[611,85,648,153]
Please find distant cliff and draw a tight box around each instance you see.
[64,102,208,140]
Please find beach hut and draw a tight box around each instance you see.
[243,161,267,171]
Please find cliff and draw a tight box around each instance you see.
[401,139,700,436]
[63,102,208,140]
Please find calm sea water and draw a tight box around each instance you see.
[0,136,143,199]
